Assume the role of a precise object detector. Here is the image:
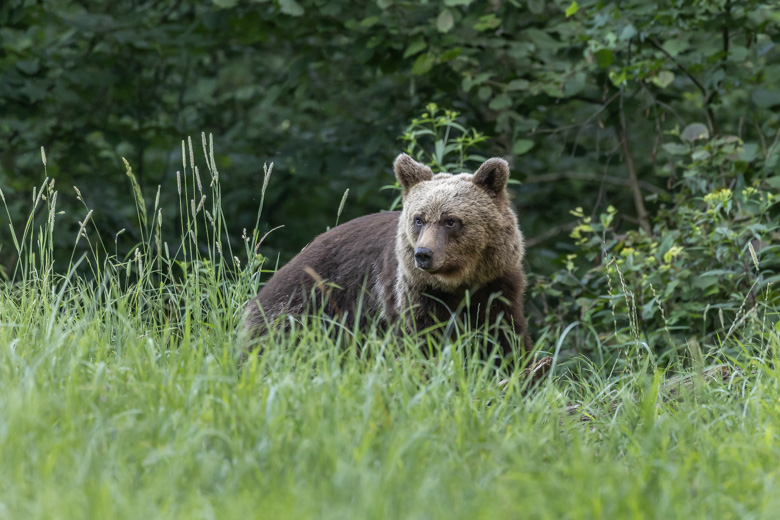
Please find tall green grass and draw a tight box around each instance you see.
[1,137,779,519]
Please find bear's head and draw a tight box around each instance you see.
[393,153,524,289]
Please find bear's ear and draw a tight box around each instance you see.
[472,158,510,198]
[394,153,433,192]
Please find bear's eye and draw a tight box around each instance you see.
[444,218,459,228]
[414,217,424,227]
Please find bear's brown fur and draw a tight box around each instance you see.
[243,153,530,355]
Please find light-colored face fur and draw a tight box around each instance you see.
[393,153,525,291]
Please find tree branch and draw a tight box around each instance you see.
[649,38,707,95]
[525,222,576,248]
[532,91,620,135]
[617,91,652,235]
[649,37,719,135]
[523,171,666,195]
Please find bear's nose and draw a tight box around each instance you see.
[414,247,434,269]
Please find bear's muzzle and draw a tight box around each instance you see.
[414,247,435,270]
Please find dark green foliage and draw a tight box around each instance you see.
[3,0,778,277]
[1,0,779,363]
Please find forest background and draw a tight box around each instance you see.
[2,0,779,355]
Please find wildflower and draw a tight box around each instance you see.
[742,186,758,199]
[703,188,732,206]
[663,245,683,263]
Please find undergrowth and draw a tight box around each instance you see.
[1,135,779,519]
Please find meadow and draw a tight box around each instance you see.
[1,140,779,520]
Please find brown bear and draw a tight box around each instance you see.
[243,153,530,356]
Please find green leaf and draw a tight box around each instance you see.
[411,53,435,76]
[462,73,489,92]
[439,47,462,62]
[662,143,689,155]
[473,14,501,32]
[477,85,492,100]
[434,140,445,165]
[564,72,586,96]
[752,88,780,109]
[594,49,613,68]
[525,28,565,51]
[662,36,690,57]
[508,42,533,59]
[436,9,454,33]
[278,0,304,16]
[641,299,658,320]
[489,93,512,110]
[565,1,579,17]
[15,59,40,75]
[527,0,545,14]
[460,72,490,92]
[640,371,662,431]
[691,275,720,289]
[507,79,530,91]
[767,176,780,189]
[360,16,379,28]
[681,123,709,142]
[738,143,759,163]
[513,139,535,155]
[652,70,675,89]
[609,69,628,87]
[444,0,473,5]
[403,36,427,59]
[619,24,637,41]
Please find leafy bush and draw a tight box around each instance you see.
[399,103,489,172]
[533,125,780,364]
[384,103,490,210]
